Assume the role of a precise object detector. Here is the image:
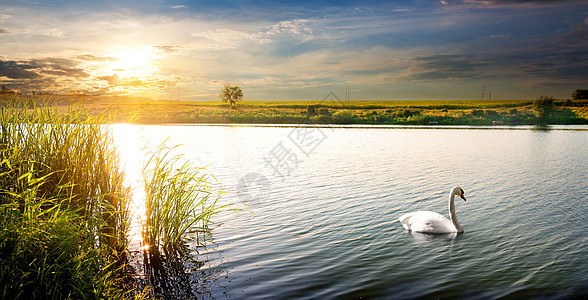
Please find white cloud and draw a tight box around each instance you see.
[441,0,586,8]
[265,19,313,36]
[1,2,581,100]
[191,28,258,50]
[40,28,64,37]
[189,19,315,50]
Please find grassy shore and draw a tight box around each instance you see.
[69,97,588,125]
[2,95,587,125]
[0,96,224,299]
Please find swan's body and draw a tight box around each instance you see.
[399,186,467,234]
[399,211,460,233]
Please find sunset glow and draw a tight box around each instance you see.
[0,1,587,100]
[108,47,158,79]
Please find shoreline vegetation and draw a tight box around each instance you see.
[0,97,225,299]
[2,94,586,126]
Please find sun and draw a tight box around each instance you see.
[93,45,171,95]
[108,46,158,78]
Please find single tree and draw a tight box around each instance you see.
[533,95,555,123]
[571,89,588,100]
[219,84,243,109]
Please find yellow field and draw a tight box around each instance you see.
[2,94,586,125]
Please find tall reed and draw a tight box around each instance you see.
[1,96,229,298]
[142,143,226,256]
[0,96,133,298]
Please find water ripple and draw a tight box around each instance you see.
[126,125,588,299]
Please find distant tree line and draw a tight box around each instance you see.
[0,85,20,95]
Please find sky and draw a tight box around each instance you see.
[0,0,587,101]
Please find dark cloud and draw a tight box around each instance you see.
[0,60,40,79]
[441,0,586,8]
[41,69,89,77]
[0,68,42,79]
[403,16,588,88]
[1,51,172,95]
[521,20,588,82]
[549,22,588,49]
[507,48,588,82]
[30,57,79,70]
[0,57,91,93]
[405,45,587,87]
[414,55,489,72]
[0,58,90,79]
[405,55,491,81]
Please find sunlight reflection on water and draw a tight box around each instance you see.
[109,124,588,299]
[110,124,148,250]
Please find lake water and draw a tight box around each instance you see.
[113,124,588,299]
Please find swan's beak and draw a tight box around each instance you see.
[460,194,467,201]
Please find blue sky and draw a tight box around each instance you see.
[0,0,587,100]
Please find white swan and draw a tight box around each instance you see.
[398,186,467,233]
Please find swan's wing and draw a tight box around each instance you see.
[398,212,416,230]
[399,211,456,233]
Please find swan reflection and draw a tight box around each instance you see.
[405,231,463,242]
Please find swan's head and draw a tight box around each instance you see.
[452,186,467,201]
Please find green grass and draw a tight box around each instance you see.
[0,97,133,298]
[233,99,535,109]
[139,142,229,298]
[46,96,585,125]
[142,143,227,255]
[0,96,228,299]
[8,94,584,125]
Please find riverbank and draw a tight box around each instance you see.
[98,99,588,126]
[2,95,588,125]
[0,97,224,299]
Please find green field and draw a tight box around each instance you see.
[2,95,588,125]
[93,98,588,126]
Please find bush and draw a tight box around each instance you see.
[310,114,332,124]
[533,95,555,122]
[333,110,356,124]
[318,108,330,115]
[484,109,498,116]
[394,109,418,118]
[471,109,484,116]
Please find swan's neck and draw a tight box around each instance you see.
[449,193,464,233]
